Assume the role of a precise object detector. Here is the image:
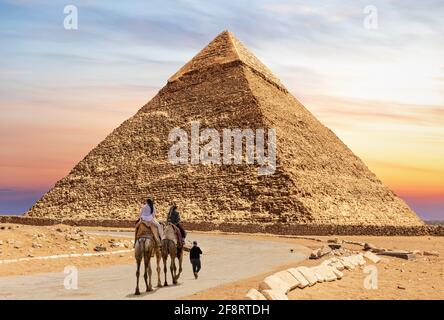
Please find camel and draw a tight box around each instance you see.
[134,221,162,295]
[161,223,183,286]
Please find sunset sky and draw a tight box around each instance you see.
[1,0,443,220]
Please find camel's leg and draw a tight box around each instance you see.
[134,240,142,295]
[143,245,149,292]
[169,246,175,284]
[156,248,162,287]
[176,249,183,282]
[170,258,176,285]
[162,252,168,286]
[171,244,178,285]
[135,259,141,295]
[147,249,153,292]
[162,240,170,286]
[162,257,168,286]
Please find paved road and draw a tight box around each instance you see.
[0,232,310,299]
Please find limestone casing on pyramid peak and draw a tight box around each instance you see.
[168,30,285,90]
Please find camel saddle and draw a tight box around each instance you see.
[169,223,183,249]
[135,220,160,244]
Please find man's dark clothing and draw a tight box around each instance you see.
[190,246,202,259]
[190,246,202,276]
[191,258,201,274]
[168,208,181,224]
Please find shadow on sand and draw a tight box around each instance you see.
[126,282,183,298]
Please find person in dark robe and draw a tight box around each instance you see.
[167,202,186,244]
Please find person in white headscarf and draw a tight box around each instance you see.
[136,197,164,244]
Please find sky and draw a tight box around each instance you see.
[0,0,443,220]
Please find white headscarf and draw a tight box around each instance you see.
[140,203,156,221]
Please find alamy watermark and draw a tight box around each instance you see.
[363,265,378,289]
[64,5,78,30]
[168,121,276,175]
[63,265,78,290]
[363,5,378,30]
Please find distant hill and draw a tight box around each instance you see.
[0,212,24,216]
[425,220,444,226]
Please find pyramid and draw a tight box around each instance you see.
[26,31,423,227]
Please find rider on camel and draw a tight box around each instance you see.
[135,197,163,246]
[167,202,186,245]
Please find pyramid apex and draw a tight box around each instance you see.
[220,29,237,38]
[219,29,232,35]
[168,31,285,89]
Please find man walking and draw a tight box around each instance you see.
[190,241,202,279]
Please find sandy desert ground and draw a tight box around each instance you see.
[0,224,135,277]
[185,235,443,300]
[0,223,442,299]
[0,227,309,299]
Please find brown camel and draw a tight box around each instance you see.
[161,223,183,286]
[134,221,162,295]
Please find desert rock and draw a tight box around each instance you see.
[423,251,439,257]
[258,274,290,293]
[245,288,266,300]
[94,245,107,252]
[261,289,288,300]
[287,268,310,288]
[275,270,300,290]
[296,266,317,286]
[364,251,381,263]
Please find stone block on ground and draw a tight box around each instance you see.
[287,268,309,288]
[310,245,332,259]
[330,266,344,279]
[364,243,377,251]
[310,248,321,259]
[423,251,439,257]
[330,260,345,271]
[328,243,342,250]
[338,257,355,270]
[312,265,337,282]
[261,289,288,300]
[347,255,360,267]
[364,251,381,263]
[345,254,365,266]
[356,254,366,266]
[327,238,342,244]
[321,259,333,266]
[310,266,326,282]
[378,251,416,260]
[259,274,290,293]
[94,245,106,252]
[275,270,300,290]
[296,266,317,286]
[320,245,332,256]
[323,266,339,281]
[245,288,266,300]
[344,240,366,247]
